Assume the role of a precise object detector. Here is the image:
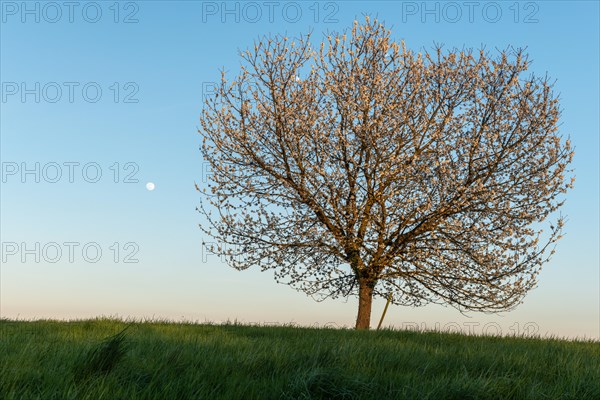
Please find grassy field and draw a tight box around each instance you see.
[1,318,598,399]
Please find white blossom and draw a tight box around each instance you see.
[197,18,574,329]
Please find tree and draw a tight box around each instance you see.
[197,17,574,329]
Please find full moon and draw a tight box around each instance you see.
[146,182,155,191]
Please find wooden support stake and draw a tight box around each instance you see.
[377,293,393,330]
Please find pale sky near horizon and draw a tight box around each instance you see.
[1,1,598,339]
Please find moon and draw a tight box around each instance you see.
[146,182,155,191]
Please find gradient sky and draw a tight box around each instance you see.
[1,0,598,339]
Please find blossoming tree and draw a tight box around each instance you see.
[197,18,574,329]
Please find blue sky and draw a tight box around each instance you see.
[1,0,598,339]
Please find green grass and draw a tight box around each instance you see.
[1,318,598,399]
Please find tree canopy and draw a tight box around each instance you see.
[197,17,574,329]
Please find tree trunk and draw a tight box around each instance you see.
[355,278,375,330]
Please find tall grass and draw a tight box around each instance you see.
[1,318,598,399]
[73,326,130,382]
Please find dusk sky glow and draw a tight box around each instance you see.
[1,1,598,339]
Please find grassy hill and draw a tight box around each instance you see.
[1,318,598,399]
